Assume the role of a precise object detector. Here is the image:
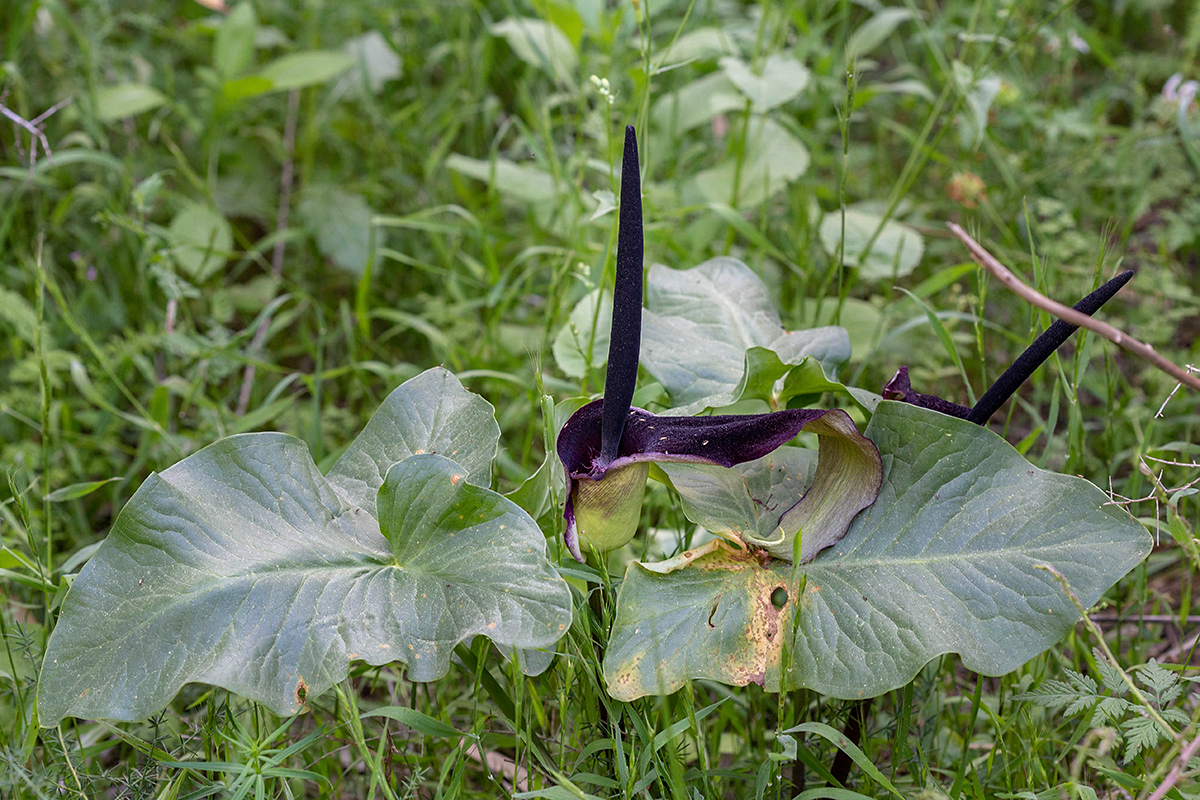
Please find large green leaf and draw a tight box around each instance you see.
[606,540,788,701]
[446,154,558,204]
[639,258,850,413]
[296,184,375,274]
[691,117,810,207]
[652,72,745,134]
[39,370,569,723]
[551,288,611,379]
[166,201,233,283]
[720,53,810,112]
[327,367,499,514]
[819,206,923,281]
[490,17,578,84]
[605,401,1150,700]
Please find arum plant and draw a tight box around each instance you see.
[577,130,1149,703]
[557,126,882,563]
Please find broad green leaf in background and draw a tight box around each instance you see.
[723,349,849,412]
[691,117,810,207]
[296,184,374,274]
[819,205,924,280]
[0,286,37,343]
[845,8,917,62]
[655,27,738,68]
[638,258,850,413]
[551,288,611,378]
[567,0,603,31]
[258,51,355,91]
[491,17,578,85]
[38,369,570,723]
[953,60,1003,150]
[95,83,167,122]
[652,72,744,133]
[166,201,234,283]
[214,2,257,80]
[801,298,885,362]
[446,154,558,204]
[589,188,616,221]
[720,53,810,112]
[537,0,584,48]
[340,31,402,94]
[604,401,1150,700]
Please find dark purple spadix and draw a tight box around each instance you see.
[965,269,1134,424]
[555,124,883,563]
[885,270,1135,425]
[600,125,644,465]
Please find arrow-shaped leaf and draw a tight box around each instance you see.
[39,370,570,723]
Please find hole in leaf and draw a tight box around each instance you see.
[708,602,718,628]
[295,678,308,706]
[770,586,788,610]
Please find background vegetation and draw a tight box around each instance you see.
[1,0,1199,797]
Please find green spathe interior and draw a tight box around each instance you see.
[38,368,573,724]
[604,401,1151,701]
[574,461,651,553]
[657,410,882,564]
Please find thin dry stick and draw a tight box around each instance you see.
[1,96,73,180]
[236,88,301,416]
[1146,732,1200,800]
[1157,364,1198,417]
[947,222,1200,394]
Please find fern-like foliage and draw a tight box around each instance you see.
[1013,651,1191,764]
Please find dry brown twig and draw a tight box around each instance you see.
[1,94,73,180]
[947,222,1200,394]
[236,87,301,416]
[1157,364,1199,417]
[1146,732,1200,800]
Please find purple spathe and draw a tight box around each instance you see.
[557,398,875,562]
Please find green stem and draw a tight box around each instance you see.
[35,244,53,638]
